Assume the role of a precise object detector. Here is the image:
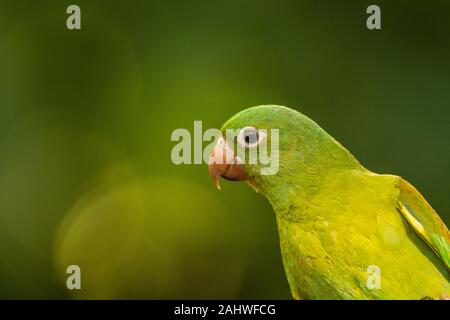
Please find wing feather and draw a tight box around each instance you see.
[396,179,450,271]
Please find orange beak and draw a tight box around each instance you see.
[208,136,248,190]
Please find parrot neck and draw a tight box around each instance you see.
[257,140,366,222]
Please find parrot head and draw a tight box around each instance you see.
[208,105,361,206]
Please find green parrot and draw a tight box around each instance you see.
[208,105,449,300]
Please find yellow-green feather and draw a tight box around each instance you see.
[396,179,450,272]
[276,171,449,299]
[221,105,450,299]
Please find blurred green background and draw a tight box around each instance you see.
[0,1,449,299]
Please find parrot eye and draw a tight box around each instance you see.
[237,126,261,148]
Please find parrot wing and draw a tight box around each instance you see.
[396,178,450,271]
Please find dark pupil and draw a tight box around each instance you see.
[245,130,258,145]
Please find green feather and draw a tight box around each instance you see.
[220,105,450,299]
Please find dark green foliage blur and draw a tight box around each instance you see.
[0,0,449,299]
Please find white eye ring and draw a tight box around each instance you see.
[237,126,265,148]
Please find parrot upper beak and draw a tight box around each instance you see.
[208,136,248,190]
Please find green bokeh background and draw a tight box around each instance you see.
[0,1,449,299]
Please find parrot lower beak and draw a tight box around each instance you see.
[208,136,248,190]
